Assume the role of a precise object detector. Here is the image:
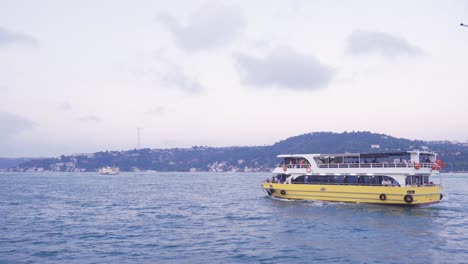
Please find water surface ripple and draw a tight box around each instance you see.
[0,172,467,263]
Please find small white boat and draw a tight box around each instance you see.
[99,166,120,175]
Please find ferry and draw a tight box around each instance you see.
[98,166,120,175]
[262,151,445,205]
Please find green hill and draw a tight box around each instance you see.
[0,158,33,169]
[14,131,468,172]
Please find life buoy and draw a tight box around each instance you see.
[379,193,387,201]
[280,190,286,195]
[440,194,443,200]
[283,165,287,172]
[414,163,420,169]
[306,166,312,173]
[404,194,413,204]
[436,159,446,169]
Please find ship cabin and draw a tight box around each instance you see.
[271,151,443,188]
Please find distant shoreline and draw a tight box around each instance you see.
[4,132,468,172]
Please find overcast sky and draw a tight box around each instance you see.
[1,0,468,157]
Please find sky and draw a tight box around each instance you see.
[1,0,468,157]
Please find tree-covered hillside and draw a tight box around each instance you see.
[0,158,33,169]
[269,131,423,154]
[12,131,468,172]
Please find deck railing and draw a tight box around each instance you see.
[289,182,440,187]
[277,162,434,169]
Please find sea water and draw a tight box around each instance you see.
[0,172,467,263]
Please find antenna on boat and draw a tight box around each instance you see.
[461,23,468,28]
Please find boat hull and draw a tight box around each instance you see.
[262,183,442,205]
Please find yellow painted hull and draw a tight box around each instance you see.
[262,183,442,205]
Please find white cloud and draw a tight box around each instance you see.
[347,30,422,58]
[157,2,245,51]
[134,50,204,95]
[159,63,203,95]
[59,102,72,111]
[1,1,468,156]
[0,85,8,93]
[0,111,36,139]
[0,26,37,47]
[145,106,165,116]
[234,47,335,91]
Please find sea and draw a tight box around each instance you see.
[0,172,467,264]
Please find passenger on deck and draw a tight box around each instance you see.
[381,178,392,186]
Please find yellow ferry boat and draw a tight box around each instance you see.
[262,151,445,205]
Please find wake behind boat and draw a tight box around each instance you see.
[262,151,445,205]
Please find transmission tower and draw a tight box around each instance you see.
[137,127,142,149]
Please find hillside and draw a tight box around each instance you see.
[0,158,33,169]
[10,131,468,172]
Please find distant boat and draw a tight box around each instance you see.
[99,166,120,175]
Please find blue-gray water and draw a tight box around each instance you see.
[0,172,467,264]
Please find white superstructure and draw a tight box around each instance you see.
[273,151,444,187]
[99,166,120,175]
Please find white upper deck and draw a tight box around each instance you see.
[273,151,441,176]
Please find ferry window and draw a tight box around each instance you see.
[375,176,382,184]
[294,175,313,184]
[386,177,399,187]
[405,176,410,185]
[317,158,328,164]
[405,176,422,186]
[363,176,374,185]
[347,176,358,183]
[330,157,343,164]
[334,176,344,183]
[277,174,288,183]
